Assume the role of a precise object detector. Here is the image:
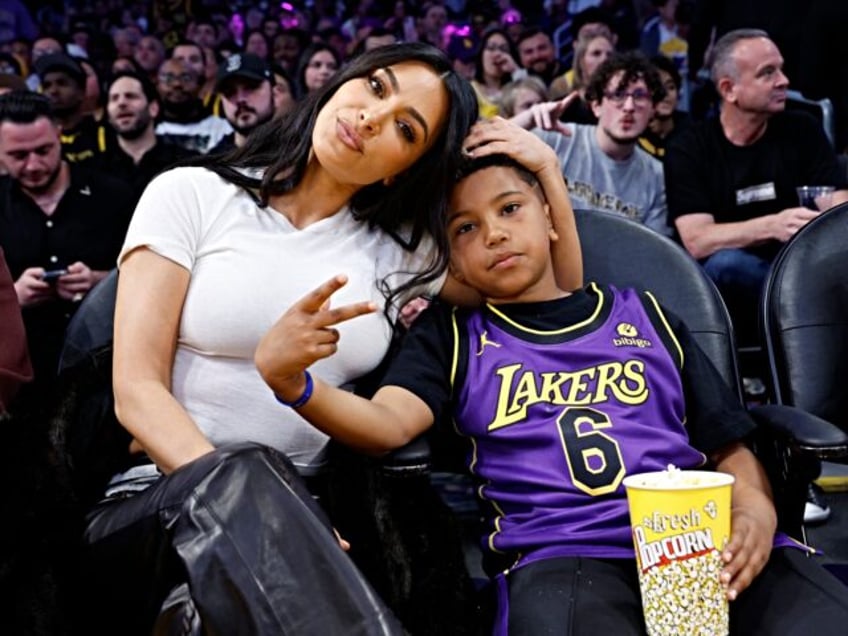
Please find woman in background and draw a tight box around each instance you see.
[243,28,271,61]
[471,28,526,119]
[550,28,615,124]
[297,40,342,98]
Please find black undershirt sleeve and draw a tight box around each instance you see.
[380,302,455,424]
[661,308,757,455]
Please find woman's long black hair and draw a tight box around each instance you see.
[193,42,478,318]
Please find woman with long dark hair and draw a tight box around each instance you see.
[83,42,581,634]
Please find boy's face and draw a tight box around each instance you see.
[447,166,560,304]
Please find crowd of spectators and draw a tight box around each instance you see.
[2,0,847,505]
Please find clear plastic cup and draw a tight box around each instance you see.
[796,185,835,210]
[623,468,734,636]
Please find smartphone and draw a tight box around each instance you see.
[41,268,68,283]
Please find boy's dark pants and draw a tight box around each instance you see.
[496,549,848,635]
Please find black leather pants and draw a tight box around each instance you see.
[81,443,403,635]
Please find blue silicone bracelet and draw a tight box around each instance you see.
[274,371,314,408]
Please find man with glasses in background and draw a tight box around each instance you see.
[510,51,671,236]
[154,56,230,154]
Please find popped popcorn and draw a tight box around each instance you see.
[639,550,728,636]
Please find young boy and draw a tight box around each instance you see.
[256,123,848,634]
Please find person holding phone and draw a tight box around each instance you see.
[39,268,67,283]
[0,91,133,403]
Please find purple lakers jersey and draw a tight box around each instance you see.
[451,284,707,567]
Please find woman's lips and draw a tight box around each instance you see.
[337,118,363,153]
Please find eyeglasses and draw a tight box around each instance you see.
[603,89,652,107]
[158,72,196,85]
[484,43,510,54]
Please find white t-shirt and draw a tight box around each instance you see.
[155,116,233,155]
[119,166,444,473]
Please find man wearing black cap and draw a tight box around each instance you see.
[34,52,104,164]
[209,53,277,154]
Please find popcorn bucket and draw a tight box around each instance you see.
[623,468,734,636]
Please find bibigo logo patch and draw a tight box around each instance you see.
[613,322,652,348]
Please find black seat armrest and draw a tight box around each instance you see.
[381,435,431,476]
[749,404,848,459]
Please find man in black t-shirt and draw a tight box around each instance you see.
[101,71,196,207]
[665,29,848,345]
[665,29,848,526]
